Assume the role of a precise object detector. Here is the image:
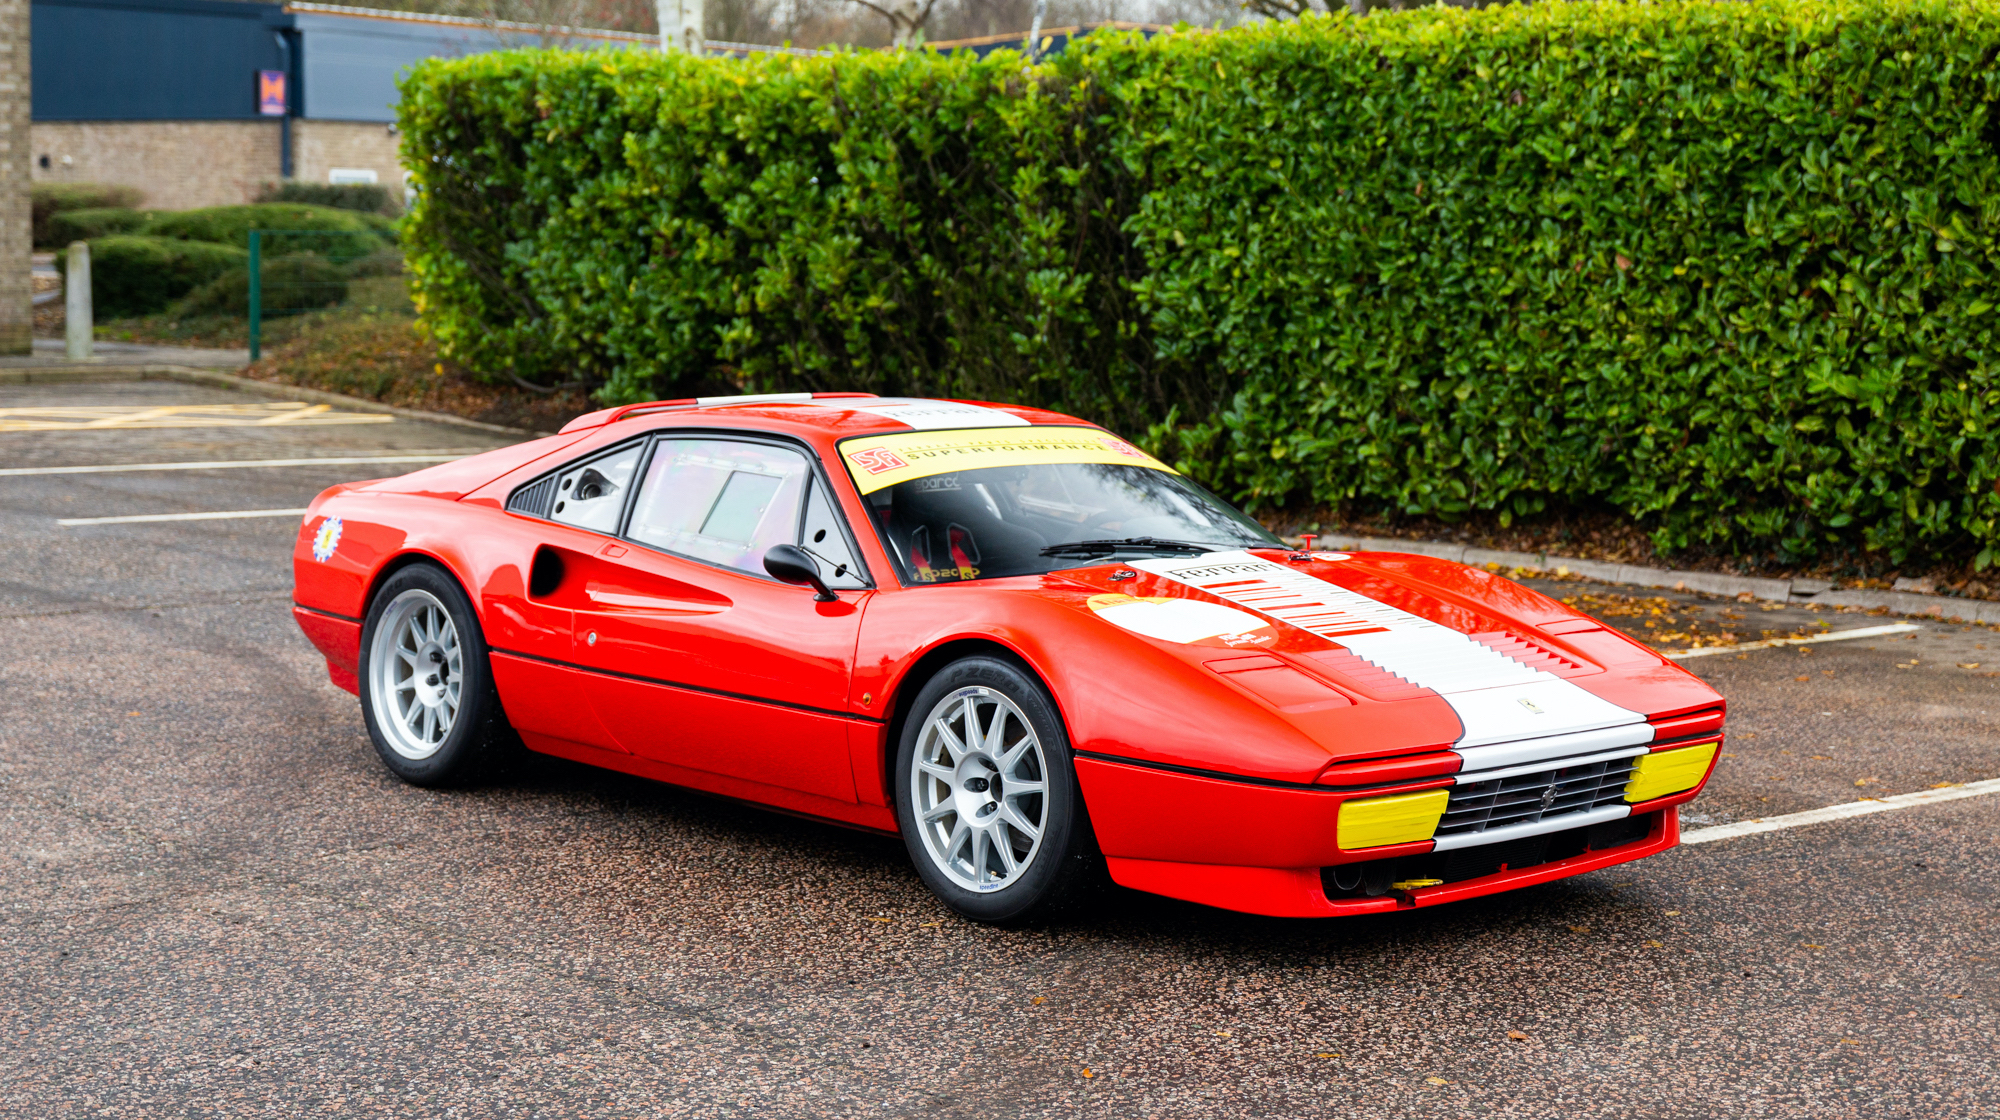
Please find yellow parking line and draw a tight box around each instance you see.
[0,403,393,432]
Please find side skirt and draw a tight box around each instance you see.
[519,731,900,836]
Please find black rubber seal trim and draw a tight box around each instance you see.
[491,646,887,725]
[1073,749,1330,791]
[1649,731,1725,750]
[293,602,361,623]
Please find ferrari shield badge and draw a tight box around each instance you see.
[312,515,343,563]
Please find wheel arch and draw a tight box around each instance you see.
[877,636,1072,812]
[361,549,475,622]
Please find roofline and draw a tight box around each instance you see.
[282,1,827,55]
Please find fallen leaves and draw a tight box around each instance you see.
[1854,777,1877,787]
[1507,1031,1528,1041]
[1958,662,1982,669]
[1644,940,1664,948]
[1426,1077,1449,1086]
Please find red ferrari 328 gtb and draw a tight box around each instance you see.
[292,393,1725,923]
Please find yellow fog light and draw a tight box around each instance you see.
[1624,741,1721,803]
[1337,788,1449,850]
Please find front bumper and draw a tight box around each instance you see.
[1077,745,1708,918]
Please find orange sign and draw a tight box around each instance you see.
[258,70,286,117]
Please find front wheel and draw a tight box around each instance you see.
[894,656,1104,924]
[358,563,507,786]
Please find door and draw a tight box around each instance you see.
[481,439,649,753]
[566,436,873,801]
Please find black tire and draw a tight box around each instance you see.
[357,562,509,787]
[893,656,1105,925]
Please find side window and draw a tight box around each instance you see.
[625,439,812,577]
[549,441,643,533]
[800,476,867,589]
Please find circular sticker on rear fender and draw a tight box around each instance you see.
[1087,593,1277,648]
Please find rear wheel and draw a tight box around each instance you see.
[359,563,506,786]
[894,656,1103,924]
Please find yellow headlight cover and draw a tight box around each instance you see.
[1336,788,1450,851]
[1624,741,1721,803]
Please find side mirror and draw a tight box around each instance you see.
[764,543,837,602]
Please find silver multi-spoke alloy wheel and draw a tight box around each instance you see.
[910,685,1050,893]
[367,588,464,761]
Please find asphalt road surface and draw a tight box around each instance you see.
[3,381,1995,1119]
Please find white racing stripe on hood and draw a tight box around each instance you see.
[1129,551,1645,750]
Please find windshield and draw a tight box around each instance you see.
[839,429,1279,584]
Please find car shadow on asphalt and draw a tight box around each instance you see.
[458,741,1658,963]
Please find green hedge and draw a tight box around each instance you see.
[175,252,350,317]
[145,203,394,250]
[256,180,401,216]
[60,235,249,318]
[46,207,151,244]
[31,183,143,247]
[399,0,2000,565]
[397,47,1143,411]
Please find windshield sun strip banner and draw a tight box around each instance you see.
[806,398,1033,431]
[836,426,1175,495]
[1127,551,1646,751]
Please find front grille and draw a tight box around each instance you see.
[1321,812,1655,899]
[1437,754,1636,837]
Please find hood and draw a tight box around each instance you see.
[1041,548,1721,777]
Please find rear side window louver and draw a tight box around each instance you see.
[507,475,557,518]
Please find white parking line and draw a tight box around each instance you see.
[0,451,483,477]
[1663,622,1920,660]
[58,508,310,526]
[1683,778,2000,845]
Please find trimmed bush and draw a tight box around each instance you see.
[145,203,392,250]
[256,180,401,216]
[175,252,350,317]
[345,246,406,279]
[398,0,2000,565]
[46,207,151,245]
[397,45,1125,410]
[32,183,143,247]
[59,235,249,318]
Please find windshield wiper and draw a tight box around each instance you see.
[1039,537,1223,558]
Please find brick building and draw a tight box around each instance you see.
[30,0,656,209]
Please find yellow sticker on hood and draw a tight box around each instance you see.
[838,426,1173,495]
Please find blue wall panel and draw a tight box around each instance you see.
[33,0,291,121]
[295,13,508,123]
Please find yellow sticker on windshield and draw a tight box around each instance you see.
[838,427,1175,495]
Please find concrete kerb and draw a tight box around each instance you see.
[0,363,551,439]
[1309,533,2000,627]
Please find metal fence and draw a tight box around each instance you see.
[246,228,400,360]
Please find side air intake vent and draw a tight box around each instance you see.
[507,475,557,518]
